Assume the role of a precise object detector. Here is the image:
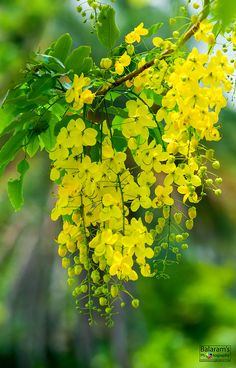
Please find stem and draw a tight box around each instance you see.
[162,206,172,274]
[95,0,211,97]
[80,194,93,324]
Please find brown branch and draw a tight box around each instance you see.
[96,0,211,97]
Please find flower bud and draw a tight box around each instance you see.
[169,18,176,25]
[215,177,222,184]
[172,31,179,38]
[176,234,184,243]
[188,206,197,219]
[174,212,182,224]
[185,219,193,230]
[111,285,119,298]
[99,297,107,306]
[193,2,200,9]
[62,257,70,269]
[100,58,112,69]
[131,299,140,308]
[127,44,135,55]
[212,160,220,170]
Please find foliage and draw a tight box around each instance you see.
[0,0,236,325]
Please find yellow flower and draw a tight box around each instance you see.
[115,51,131,75]
[114,61,124,75]
[194,19,213,43]
[110,251,138,281]
[69,118,97,146]
[119,51,131,67]
[153,185,174,207]
[80,89,95,105]
[130,185,152,212]
[125,22,148,44]
[122,99,155,139]
[65,74,90,103]
[65,73,94,110]
[140,263,154,277]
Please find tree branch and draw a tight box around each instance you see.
[96,0,211,97]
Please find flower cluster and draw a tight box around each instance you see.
[49,16,234,323]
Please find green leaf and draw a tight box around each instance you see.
[0,105,14,135]
[215,0,236,27]
[144,89,162,105]
[106,106,128,118]
[36,53,66,70]
[29,76,55,99]
[149,127,163,145]
[1,111,38,136]
[105,91,121,102]
[4,95,38,112]
[17,159,30,176]
[112,130,127,152]
[7,159,29,211]
[90,145,100,162]
[0,131,27,171]
[97,5,120,49]
[145,22,163,37]
[40,116,58,151]
[65,46,91,74]
[78,57,93,74]
[112,115,123,131]
[26,135,40,157]
[50,33,72,63]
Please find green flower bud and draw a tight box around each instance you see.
[91,270,100,283]
[74,265,82,275]
[182,232,189,240]
[172,31,179,38]
[99,297,107,306]
[193,2,200,9]
[67,278,75,286]
[206,149,214,159]
[127,44,135,55]
[62,257,70,269]
[103,274,110,283]
[176,234,184,242]
[131,299,140,308]
[212,160,220,169]
[111,285,119,298]
[163,206,170,219]
[215,177,222,184]
[161,242,168,249]
[169,18,176,25]
[81,284,88,293]
[205,178,213,186]
[185,219,193,230]
[188,206,197,219]
[174,212,182,224]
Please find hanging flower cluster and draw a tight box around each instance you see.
[48,10,234,324]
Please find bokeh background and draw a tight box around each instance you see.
[0,0,236,367]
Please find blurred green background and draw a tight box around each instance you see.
[0,0,236,367]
